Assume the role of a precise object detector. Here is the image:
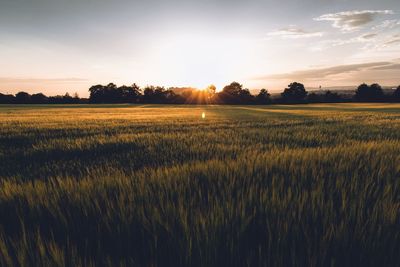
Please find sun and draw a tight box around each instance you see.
[147,32,255,90]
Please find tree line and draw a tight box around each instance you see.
[0,92,81,104]
[1,82,400,104]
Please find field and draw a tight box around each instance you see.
[0,103,399,266]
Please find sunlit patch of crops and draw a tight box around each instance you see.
[0,104,399,266]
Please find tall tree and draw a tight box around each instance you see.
[15,92,31,104]
[256,89,271,104]
[31,93,48,104]
[354,83,383,102]
[392,85,400,101]
[218,82,254,104]
[281,82,307,103]
[324,90,342,103]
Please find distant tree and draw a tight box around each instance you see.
[354,83,384,102]
[72,92,81,103]
[239,88,254,103]
[201,85,217,103]
[206,85,217,95]
[281,82,307,103]
[89,83,140,103]
[31,93,48,104]
[256,89,271,104]
[89,84,106,103]
[354,83,369,101]
[103,83,120,103]
[143,86,156,103]
[324,90,342,103]
[370,83,384,100]
[118,84,141,103]
[63,93,75,103]
[142,86,173,103]
[165,89,184,103]
[218,82,254,104]
[307,92,321,103]
[153,86,167,103]
[222,82,243,96]
[15,92,31,104]
[0,93,15,104]
[392,85,400,102]
[48,95,64,104]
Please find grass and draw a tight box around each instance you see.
[0,103,399,266]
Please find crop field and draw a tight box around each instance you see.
[0,103,399,266]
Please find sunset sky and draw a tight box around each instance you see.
[1,0,399,96]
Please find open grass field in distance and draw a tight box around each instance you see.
[0,103,399,266]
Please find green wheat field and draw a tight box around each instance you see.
[0,103,399,266]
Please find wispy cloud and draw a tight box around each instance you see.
[310,33,378,51]
[253,61,398,81]
[267,26,323,39]
[373,19,400,30]
[370,63,400,70]
[382,34,400,47]
[330,33,378,46]
[361,33,378,39]
[314,10,394,31]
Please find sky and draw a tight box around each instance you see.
[0,0,399,96]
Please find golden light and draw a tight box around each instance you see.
[202,112,206,119]
[146,33,256,90]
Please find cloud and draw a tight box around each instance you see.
[318,33,400,51]
[366,34,400,49]
[361,33,378,39]
[254,61,398,81]
[373,19,400,30]
[0,77,87,83]
[382,34,400,47]
[370,63,400,71]
[311,33,378,50]
[334,33,378,46]
[314,10,394,31]
[267,26,323,39]
[383,39,400,46]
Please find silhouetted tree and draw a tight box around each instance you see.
[63,93,75,104]
[15,92,31,104]
[31,93,48,104]
[239,88,254,103]
[0,93,15,104]
[281,82,307,103]
[165,89,184,103]
[324,90,342,103]
[307,92,321,103]
[89,83,140,103]
[119,84,141,103]
[73,92,80,103]
[142,86,156,103]
[89,84,106,103]
[222,82,242,95]
[218,82,254,104]
[256,89,271,104]
[354,83,384,102]
[392,86,400,102]
[142,86,181,103]
[153,87,167,103]
[7,80,396,105]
